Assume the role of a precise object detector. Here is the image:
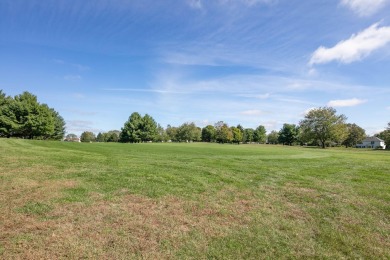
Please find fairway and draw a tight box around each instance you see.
[0,139,389,259]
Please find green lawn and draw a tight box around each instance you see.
[0,139,389,259]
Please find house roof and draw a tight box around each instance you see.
[362,136,384,142]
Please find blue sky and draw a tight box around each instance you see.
[1,0,390,135]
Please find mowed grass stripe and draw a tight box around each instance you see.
[0,139,389,259]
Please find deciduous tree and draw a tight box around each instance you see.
[375,122,390,149]
[177,122,201,142]
[267,130,279,144]
[215,121,233,143]
[201,125,216,142]
[342,123,366,148]
[80,131,96,142]
[253,125,266,143]
[166,125,178,142]
[243,128,254,143]
[299,107,347,148]
[231,126,243,144]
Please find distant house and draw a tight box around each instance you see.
[356,137,386,149]
[64,136,81,142]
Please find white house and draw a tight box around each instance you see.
[356,137,386,149]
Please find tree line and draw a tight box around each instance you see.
[0,90,65,140]
[2,90,387,149]
[74,108,389,149]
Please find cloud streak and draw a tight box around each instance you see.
[327,98,367,107]
[102,88,188,94]
[240,109,266,116]
[341,0,389,16]
[309,23,390,65]
[64,75,82,81]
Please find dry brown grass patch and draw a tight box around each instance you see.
[1,191,260,259]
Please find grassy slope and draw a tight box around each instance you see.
[0,139,389,259]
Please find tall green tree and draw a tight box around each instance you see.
[215,121,233,143]
[278,124,299,146]
[201,125,216,142]
[140,114,158,142]
[107,130,120,142]
[231,126,243,144]
[120,112,143,143]
[375,122,390,150]
[299,107,347,148]
[253,125,267,143]
[49,108,66,140]
[80,131,96,142]
[166,125,178,142]
[154,124,168,142]
[267,130,279,144]
[342,123,366,148]
[0,91,17,137]
[177,122,201,142]
[243,128,254,143]
[96,132,105,142]
[0,91,64,140]
[120,112,158,143]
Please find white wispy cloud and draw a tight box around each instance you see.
[54,59,90,72]
[240,109,266,116]
[188,0,274,9]
[64,75,82,81]
[309,23,390,65]
[73,93,85,99]
[65,120,102,134]
[327,98,367,107]
[68,109,98,116]
[187,0,203,9]
[102,88,188,94]
[238,93,270,99]
[341,0,389,16]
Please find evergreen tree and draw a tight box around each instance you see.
[278,124,299,146]
[120,112,158,143]
[0,90,65,139]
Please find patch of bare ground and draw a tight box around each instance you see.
[0,191,259,259]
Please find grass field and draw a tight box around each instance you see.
[0,139,389,259]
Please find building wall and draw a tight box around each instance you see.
[357,141,386,149]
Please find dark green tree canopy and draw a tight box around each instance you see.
[243,128,254,143]
[0,90,65,140]
[253,125,267,143]
[278,124,299,146]
[120,112,158,143]
[201,125,216,142]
